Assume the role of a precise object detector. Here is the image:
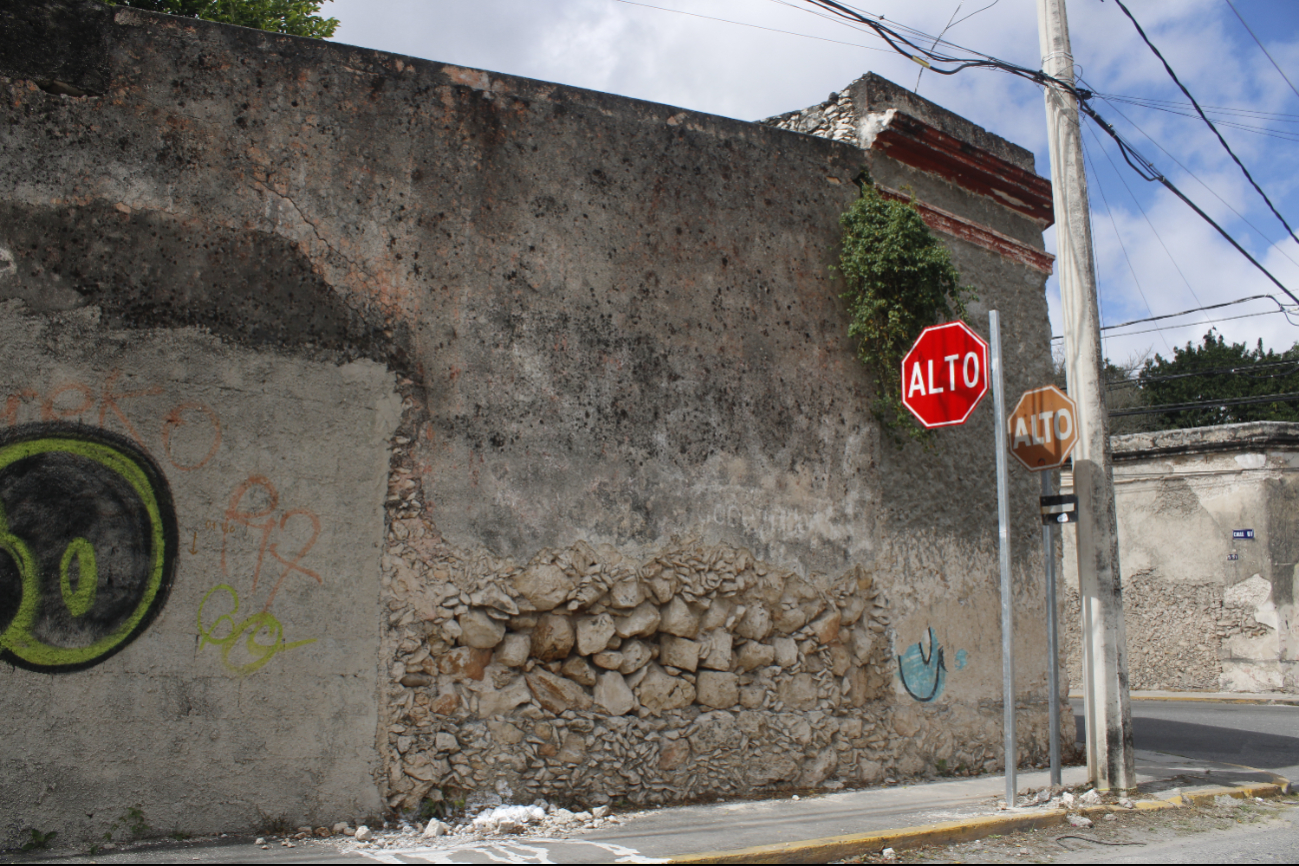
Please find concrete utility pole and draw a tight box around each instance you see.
[1035,0,1136,790]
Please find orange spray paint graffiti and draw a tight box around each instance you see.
[201,475,322,675]
[1,373,222,473]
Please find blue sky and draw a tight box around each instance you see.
[326,0,1299,367]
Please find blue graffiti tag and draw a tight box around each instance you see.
[954,649,968,671]
[898,627,946,702]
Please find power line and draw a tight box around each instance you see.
[1109,390,1299,418]
[776,2,1299,305]
[1098,93,1299,123]
[1082,117,1207,315]
[608,0,896,53]
[1052,305,1297,342]
[1080,133,1172,353]
[1112,0,1299,249]
[1108,358,1299,389]
[1080,105,1299,307]
[1097,100,1299,144]
[1101,294,1298,331]
[1224,0,1299,104]
[1083,85,1299,271]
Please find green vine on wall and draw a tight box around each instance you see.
[837,171,975,442]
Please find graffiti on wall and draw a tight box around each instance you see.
[0,372,223,473]
[0,424,178,672]
[898,627,947,702]
[197,475,320,675]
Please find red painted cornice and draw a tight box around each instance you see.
[879,186,1055,275]
[866,111,1055,228]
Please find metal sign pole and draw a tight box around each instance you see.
[989,310,1016,807]
[1042,469,1061,788]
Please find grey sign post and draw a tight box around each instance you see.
[988,310,1015,807]
[1008,384,1079,792]
[1042,471,1061,787]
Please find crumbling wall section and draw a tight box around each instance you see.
[1063,424,1299,694]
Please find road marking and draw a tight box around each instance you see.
[354,838,666,864]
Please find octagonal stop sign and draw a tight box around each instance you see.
[900,321,990,428]
[1007,385,1078,471]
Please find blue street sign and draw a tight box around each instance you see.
[1233,529,1255,540]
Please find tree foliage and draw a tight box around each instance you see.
[1132,331,1299,429]
[837,173,974,439]
[104,0,339,38]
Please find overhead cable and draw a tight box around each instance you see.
[1082,85,1299,271]
[1108,358,1299,389]
[1109,391,1299,418]
[609,0,895,53]
[1224,0,1299,103]
[1055,308,1293,341]
[1111,0,1299,249]
[1050,295,1299,341]
[1082,118,1206,311]
[787,1,1299,305]
[1079,134,1172,353]
[1098,93,1299,123]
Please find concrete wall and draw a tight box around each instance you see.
[2,0,1066,844]
[0,303,399,844]
[1062,423,1299,694]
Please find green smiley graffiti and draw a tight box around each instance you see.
[0,429,175,671]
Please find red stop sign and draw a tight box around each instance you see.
[900,321,990,428]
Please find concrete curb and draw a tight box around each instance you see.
[667,781,1291,864]
[1074,692,1299,706]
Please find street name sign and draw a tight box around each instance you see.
[900,321,989,428]
[1040,493,1078,524]
[1008,385,1077,471]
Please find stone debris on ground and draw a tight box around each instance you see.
[273,799,633,855]
[1010,783,1135,814]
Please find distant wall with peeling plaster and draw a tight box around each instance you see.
[1062,422,1299,694]
[2,0,1069,846]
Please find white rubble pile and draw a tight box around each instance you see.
[317,801,628,853]
[470,804,546,835]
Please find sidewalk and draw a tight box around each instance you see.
[341,750,1289,864]
[11,749,1290,864]
[1083,690,1299,706]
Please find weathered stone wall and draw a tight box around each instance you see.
[1063,423,1299,694]
[2,0,1069,843]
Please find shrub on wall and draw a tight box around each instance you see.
[837,172,974,440]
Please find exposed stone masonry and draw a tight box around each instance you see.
[1062,571,1275,692]
[764,89,860,144]
[378,384,1045,812]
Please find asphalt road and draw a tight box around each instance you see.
[1074,699,1299,782]
[1058,802,1299,864]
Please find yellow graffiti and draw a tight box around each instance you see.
[196,584,315,676]
[59,537,98,617]
[0,436,169,669]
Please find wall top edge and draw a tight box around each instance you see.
[764,72,1038,175]
[1111,421,1299,460]
[0,0,860,165]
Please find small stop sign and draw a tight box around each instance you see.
[900,321,990,428]
[1007,385,1078,471]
